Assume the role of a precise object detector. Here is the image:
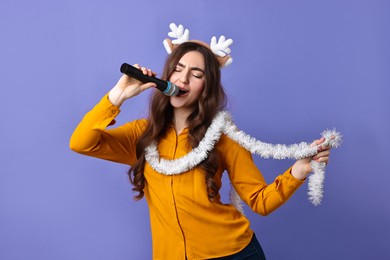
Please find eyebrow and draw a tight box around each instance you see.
[177,62,205,74]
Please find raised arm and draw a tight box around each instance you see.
[69,65,156,165]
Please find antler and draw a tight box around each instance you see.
[163,23,189,54]
[162,23,233,67]
[210,36,233,57]
[168,23,189,44]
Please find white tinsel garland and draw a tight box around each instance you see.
[145,111,342,212]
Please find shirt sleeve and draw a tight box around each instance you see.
[217,134,305,216]
[69,94,147,166]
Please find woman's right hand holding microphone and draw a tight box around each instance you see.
[108,64,157,107]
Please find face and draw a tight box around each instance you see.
[169,51,206,111]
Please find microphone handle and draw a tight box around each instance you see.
[120,63,178,96]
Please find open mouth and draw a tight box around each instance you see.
[177,88,189,97]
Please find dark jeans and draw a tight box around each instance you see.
[210,233,266,260]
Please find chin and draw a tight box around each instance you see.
[170,99,196,110]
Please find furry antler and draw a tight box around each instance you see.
[210,35,233,67]
[163,23,234,67]
[163,23,189,54]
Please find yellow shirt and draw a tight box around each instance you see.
[70,94,305,259]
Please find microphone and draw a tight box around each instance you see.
[120,63,179,96]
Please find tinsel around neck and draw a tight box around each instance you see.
[145,111,342,211]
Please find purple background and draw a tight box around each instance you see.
[1,0,389,259]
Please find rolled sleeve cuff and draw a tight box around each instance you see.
[282,167,306,190]
[93,94,121,128]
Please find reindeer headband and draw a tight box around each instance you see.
[163,23,233,68]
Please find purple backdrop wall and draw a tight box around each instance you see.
[1,0,389,259]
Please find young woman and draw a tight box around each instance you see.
[70,42,331,260]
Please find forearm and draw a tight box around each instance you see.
[246,168,304,216]
[69,94,120,153]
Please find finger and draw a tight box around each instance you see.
[317,150,330,157]
[316,138,327,151]
[313,150,330,160]
[319,141,333,151]
[146,69,157,77]
[139,82,157,91]
[314,156,329,164]
[141,67,148,75]
[310,137,325,148]
[316,137,326,145]
[321,143,332,150]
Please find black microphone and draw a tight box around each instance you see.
[120,63,179,96]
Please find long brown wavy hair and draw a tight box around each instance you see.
[128,42,227,201]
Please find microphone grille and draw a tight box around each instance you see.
[164,82,180,96]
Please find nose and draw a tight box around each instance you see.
[179,71,189,84]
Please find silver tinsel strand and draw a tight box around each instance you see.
[145,111,342,212]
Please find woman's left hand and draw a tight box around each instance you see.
[291,137,331,180]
